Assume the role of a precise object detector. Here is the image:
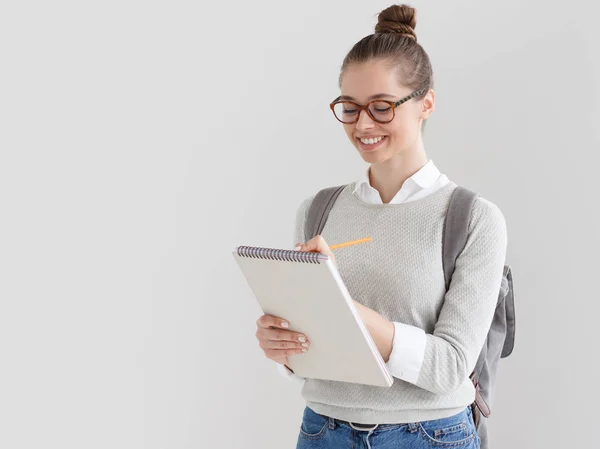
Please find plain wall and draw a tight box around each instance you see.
[1,1,599,448]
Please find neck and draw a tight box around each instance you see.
[369,142,428,204]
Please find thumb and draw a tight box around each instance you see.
[299,235,336,263]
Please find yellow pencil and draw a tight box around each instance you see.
[329,237,372,250]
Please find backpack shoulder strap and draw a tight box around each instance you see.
[306,184,481,291]
[501,265,515,358]
[304,185,347,242]
[443,186,479,291]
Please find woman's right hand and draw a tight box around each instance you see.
[255,314,310,368]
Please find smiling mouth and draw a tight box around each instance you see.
[356,135,388,151]
[357,136,386,145]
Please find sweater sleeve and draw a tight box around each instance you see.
[412,196,508,395]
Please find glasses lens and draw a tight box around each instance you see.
[333,102,359,123]
[368,101,394,123]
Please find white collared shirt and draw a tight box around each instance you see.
[352,160,450,205]
[280,160,451,386]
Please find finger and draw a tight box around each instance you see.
[256,314,290,330]
[299,235,327,252]
[257,327,309,343]
[260,339,310,351]
[298,235,335,260]
[265,348,307,358]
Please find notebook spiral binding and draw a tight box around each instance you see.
[236,246,328,264]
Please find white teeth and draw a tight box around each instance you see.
[359,136,385,145]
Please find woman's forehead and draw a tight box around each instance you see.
[340,62,408,100]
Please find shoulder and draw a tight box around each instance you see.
[471,195,505,223]
[296,184,351,217]
[296,195,315,222]
[468,193,508,240]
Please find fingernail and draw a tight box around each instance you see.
[301,349,307,353]
[301,343,309,348]
[294,245,301,251]
[298,336,306,342]
[281,322,289,328]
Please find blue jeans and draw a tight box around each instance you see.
[296,406,480,449]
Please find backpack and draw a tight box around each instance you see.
[305,185,515,449]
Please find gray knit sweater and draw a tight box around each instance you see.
[294,181,507,424]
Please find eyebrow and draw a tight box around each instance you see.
[338,93,397,102]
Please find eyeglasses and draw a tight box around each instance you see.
[329,88,427,124]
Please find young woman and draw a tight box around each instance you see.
[255,4,507,448]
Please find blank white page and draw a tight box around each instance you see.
[233,250,393,387]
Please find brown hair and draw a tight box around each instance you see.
[339,4,433,97]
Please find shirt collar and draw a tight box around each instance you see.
[352,160,441,195]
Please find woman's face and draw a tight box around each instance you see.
[338,59,434,164]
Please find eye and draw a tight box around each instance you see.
[370,101,392,113]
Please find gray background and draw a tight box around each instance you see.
[1,1,598,448]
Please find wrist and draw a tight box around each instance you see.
[371,315,395,362]
[355,301,395,362]
[380,320,395,362]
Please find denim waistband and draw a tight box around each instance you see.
[321,405,472,432]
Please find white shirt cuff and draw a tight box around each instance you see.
[277,363,305,385]
[385,322,427,384]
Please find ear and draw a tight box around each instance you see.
[420,88,435,120]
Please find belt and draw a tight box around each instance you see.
[338,420,378,430]
[321,413,420,432]
[333,418,420,433]
[331,417,382,431]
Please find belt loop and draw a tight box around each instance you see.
[408,422,418,433]
[328,416,335,430]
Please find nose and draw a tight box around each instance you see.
[355,108,376,130]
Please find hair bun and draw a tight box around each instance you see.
[375,4,417,40]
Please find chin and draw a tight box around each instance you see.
[355,146,389,163]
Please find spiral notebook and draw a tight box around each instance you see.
[233,246,393,387]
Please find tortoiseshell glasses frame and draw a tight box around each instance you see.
[329,88,427,124]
